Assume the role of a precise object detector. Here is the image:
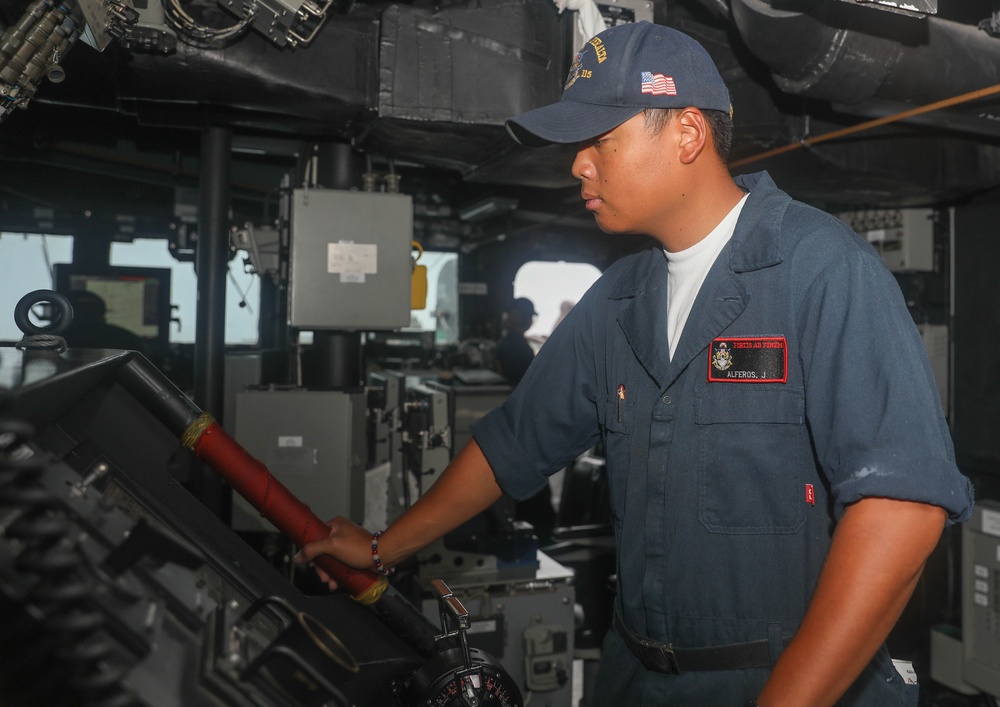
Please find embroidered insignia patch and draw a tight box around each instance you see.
[707,337,787,383]
[564,52,583,91]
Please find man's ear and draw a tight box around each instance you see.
[676,108,708,165]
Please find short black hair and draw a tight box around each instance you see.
[642,107,734,162]
[66,289,107,319]
[509,298,536,319]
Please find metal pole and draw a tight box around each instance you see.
[194,125,232,519]
[309,142,365,391]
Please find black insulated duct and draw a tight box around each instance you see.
[730,0,1000,108]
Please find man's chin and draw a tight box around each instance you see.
[594,218,635,236]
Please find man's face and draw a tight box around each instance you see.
[571,112,681,238]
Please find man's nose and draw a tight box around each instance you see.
[572,147,595,181]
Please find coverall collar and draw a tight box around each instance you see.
[607,171,790,389]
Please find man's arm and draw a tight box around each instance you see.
[296,438,504,578]
[756,497,946,707]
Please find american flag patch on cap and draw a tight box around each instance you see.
[641,71,677,96]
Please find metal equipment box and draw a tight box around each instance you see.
[836,208,935,272]
[426,380,512,453]
[231,388,368,532]
[289,189,413,330]
[963,499,1000,695]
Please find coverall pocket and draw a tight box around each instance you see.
[694,385,808,534]
[837,645,919,706]
[601,397,632,522]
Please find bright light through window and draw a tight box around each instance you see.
[0,232,74,342]
[110,239,260,345]
[406,251,459,345]
[514,260,602,342]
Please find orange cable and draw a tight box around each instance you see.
[729,82,1000,169]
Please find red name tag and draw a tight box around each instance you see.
[707,337,788,383]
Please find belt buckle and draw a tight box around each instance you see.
[639,638,680,674]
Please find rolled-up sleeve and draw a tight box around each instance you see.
[472,291,604,501]
[797,241,974,523]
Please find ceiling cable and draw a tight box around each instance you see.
[730,81,1000,169]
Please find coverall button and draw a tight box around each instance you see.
[662,395,672,404]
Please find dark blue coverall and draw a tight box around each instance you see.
[472,171,974,705]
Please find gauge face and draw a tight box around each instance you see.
[407,647,522,707]
[427,670,518,706]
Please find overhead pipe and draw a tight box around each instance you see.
[730,0,1000,107]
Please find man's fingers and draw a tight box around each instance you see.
[293,545,318,563]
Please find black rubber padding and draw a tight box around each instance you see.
[13,289,74,336]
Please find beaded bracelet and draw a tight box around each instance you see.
[371,530,395,576]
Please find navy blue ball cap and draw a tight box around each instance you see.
[506,21,731,146]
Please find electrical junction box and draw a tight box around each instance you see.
[836,208,934,272]
[289,189,413,330]
[230,388,368,532]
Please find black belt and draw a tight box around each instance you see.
[614,612,785,674]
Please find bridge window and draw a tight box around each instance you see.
[405,251,459,345]
[514,260,602,349]
[0,232,74,342]
[110,239,260,345]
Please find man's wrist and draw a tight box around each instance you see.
[370,530,395,575]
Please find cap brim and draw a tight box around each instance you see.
[506,100,645,147]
